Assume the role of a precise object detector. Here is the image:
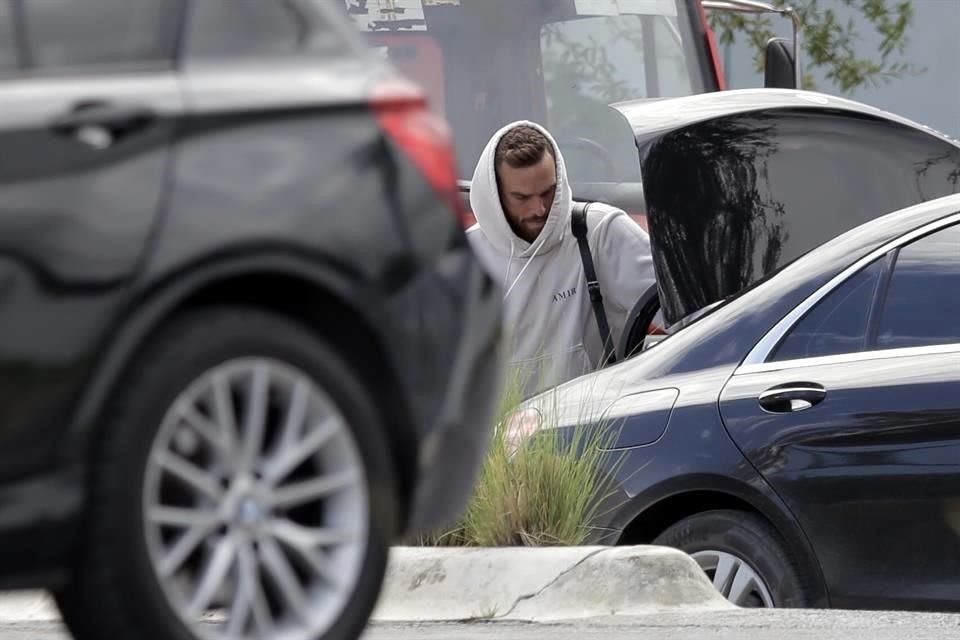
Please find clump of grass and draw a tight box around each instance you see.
[411,368,622,547]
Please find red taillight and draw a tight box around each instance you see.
[371,80,469,224]
[698,1,727,91]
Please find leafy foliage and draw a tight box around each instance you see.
[708,0,923,92]
[410,371,623,547]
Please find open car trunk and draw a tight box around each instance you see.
[613,89,960,327]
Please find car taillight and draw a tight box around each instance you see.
[371,80,469,225]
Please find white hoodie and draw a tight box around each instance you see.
[467,121,657,398]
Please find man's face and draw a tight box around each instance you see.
[497,152,557,243]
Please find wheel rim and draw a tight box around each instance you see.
[142,357,369,640]
[690,550,775,608]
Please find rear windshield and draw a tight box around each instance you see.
[346,0,708,181]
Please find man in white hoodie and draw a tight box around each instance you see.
[467,121,657,398]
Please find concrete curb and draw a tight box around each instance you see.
[371,545,734,622]
[0,591,57,622]
[0,545,732,623]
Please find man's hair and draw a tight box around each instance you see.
[495,125,554,169]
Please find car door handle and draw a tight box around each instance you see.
[758,383,827,413]
[49,101,156,149]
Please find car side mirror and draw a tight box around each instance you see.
[764,37,797,89]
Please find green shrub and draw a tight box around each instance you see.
[411,370,622,547]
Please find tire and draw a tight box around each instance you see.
[652,509,812,608]
[55,305,397,640]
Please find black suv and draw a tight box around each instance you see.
[0,2,501,640]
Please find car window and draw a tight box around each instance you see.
[22,0,180,72]
[186,0,346,61]
[540,15,658,183]
[770,258,885,362]
[0,1,18,72]
[352,1,706,180]
[876,224,960,349]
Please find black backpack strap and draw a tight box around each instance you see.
[571,202,616,366]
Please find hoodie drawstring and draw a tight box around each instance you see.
[502,243,515,295]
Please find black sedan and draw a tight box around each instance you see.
[0,3,501,640]
[513,192,960,612]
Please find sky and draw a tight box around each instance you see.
[721,0,960,139]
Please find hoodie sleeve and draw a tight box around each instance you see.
[591,209,657,314]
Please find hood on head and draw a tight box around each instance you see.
[468,120,573,258]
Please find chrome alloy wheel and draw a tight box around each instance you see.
[142,357,369,640]
[691,549,775,608]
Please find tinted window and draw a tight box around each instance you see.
[0,2,18,72]
[187,0,345,60]
[771,259,885,362]
[23,0,179,71]
[876,224,960,349]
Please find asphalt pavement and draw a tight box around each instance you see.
[361,610,960,640]
[5,610,960,640]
